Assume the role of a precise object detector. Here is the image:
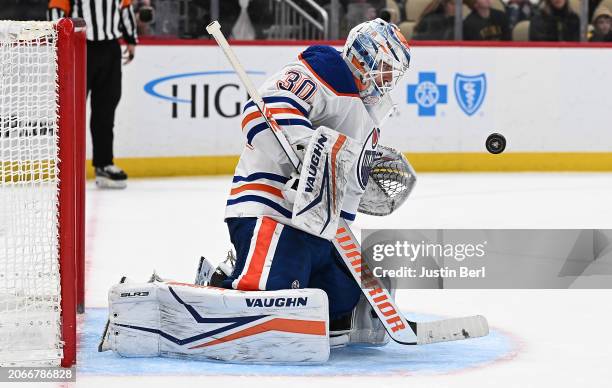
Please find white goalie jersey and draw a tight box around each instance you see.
[225,45,379,229]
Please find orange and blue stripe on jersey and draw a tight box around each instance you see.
[241,95,311,147]
[227,173,356,221]
[227,172,293,218]
[231,216,282,291]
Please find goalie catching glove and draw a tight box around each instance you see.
[358,145,416,216]
[286,130,417,237]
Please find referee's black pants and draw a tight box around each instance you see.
[87,39,122,168]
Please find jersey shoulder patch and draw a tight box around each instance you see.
[298,45,359,98]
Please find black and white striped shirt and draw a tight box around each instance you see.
[48,0,138,44]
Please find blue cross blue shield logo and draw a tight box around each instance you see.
[454,73,486,116]
[407,72,447,117]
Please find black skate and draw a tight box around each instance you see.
[195,250,236,286]
[95,165,128,189]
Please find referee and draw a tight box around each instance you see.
[48,0,138,189]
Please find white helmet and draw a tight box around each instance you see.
[342,18,411,105]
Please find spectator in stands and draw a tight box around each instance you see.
[529,0,580,41]
[590,6,612,41]
[0,0,47,20]
[413,0,456,40]
[232,0,256,39]
[505,0,534,29]
[344,0,385,33]
[134,0,155,36]
[589,0,604,21]
[463,0,511,40]
[379,8,393,22]
[340,0,387,13]
[376,0,403,24]
[229,0,276,39]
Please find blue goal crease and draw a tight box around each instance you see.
[80,308,517,377]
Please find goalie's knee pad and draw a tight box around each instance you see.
[99,280,330,364]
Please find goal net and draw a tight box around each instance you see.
[0,19,85,367]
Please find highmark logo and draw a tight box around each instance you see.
[143,70,266,119]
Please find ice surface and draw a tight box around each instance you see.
[47,173,612,388]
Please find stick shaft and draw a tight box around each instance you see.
[206,21,301,171]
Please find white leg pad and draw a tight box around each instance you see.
[101,281,330,364]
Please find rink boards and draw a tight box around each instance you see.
[97,42,612,176]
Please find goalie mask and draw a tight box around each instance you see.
[342,18,411,125]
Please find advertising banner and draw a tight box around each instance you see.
[105,44,612,174]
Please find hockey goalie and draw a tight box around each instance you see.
[99,19,421,364]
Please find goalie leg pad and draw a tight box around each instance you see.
[100,281,330,364]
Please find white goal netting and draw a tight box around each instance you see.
[0,21,63,366]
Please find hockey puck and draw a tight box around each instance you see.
[486,133,506,154]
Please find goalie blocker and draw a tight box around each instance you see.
[291,126,362,239]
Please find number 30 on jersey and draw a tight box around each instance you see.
[277,70,317,102]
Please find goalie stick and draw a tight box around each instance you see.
[206,21,488,345]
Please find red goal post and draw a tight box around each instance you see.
[56,17,87,368]
[0,18,86,368]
